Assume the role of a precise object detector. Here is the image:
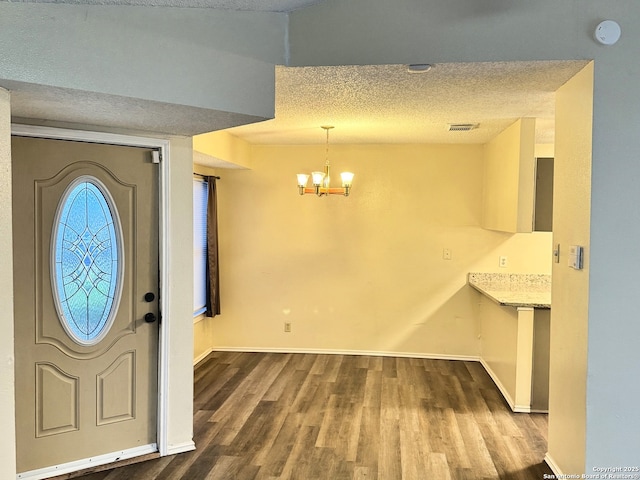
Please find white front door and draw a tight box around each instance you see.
[12,136,160,476]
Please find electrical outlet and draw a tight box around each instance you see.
[499,256,508,268]
[443,248,452,260]
[284,322,291,333]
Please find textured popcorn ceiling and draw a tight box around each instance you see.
[227,60,589,145]
[9,0,321,10]
[6,60,589,142]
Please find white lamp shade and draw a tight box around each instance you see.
[311,171,326,186]
[297,174,310,187]
[340,172,354,187]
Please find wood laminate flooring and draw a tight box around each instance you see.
[64,352,553,480]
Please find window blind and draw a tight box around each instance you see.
[193,177,208,316]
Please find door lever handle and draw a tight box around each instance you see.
[144,312,157,323]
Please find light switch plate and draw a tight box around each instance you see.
[568,245,584,269]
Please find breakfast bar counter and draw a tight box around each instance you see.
[468,272,551,308]
[468,272,551,413]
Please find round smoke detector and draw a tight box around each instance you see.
[407,64,433,74]
[594,20,621,46]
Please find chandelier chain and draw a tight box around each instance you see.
[325,127,330,166]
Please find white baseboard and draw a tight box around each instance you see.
[544,453,562,477]
[514,404,531,413]
[17,444,157,480]
[530,408,549,414]
[165,441,196,456]
[193,347,214,366]
[209,346,480,363]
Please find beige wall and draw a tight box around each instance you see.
[482,118,536,233]
[164,135,196,452]
[193,315,214,364]
[479,299,519,404]
[207,143,551,357]
[547,62,593,474]
[0,89,17,478]
[193,131,252,169]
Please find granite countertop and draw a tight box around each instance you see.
[468,272,551,309]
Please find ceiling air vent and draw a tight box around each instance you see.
[448,123,479,132]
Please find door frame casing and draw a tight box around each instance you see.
[11,124,172,459]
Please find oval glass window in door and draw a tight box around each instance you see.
[51,176,124,346]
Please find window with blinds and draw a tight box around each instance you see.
[193,177,208,316]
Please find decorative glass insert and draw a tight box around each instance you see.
[51,176,123,346]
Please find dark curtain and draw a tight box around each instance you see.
[205,177,221,317]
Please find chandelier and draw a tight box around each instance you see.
[296,126,354,196]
